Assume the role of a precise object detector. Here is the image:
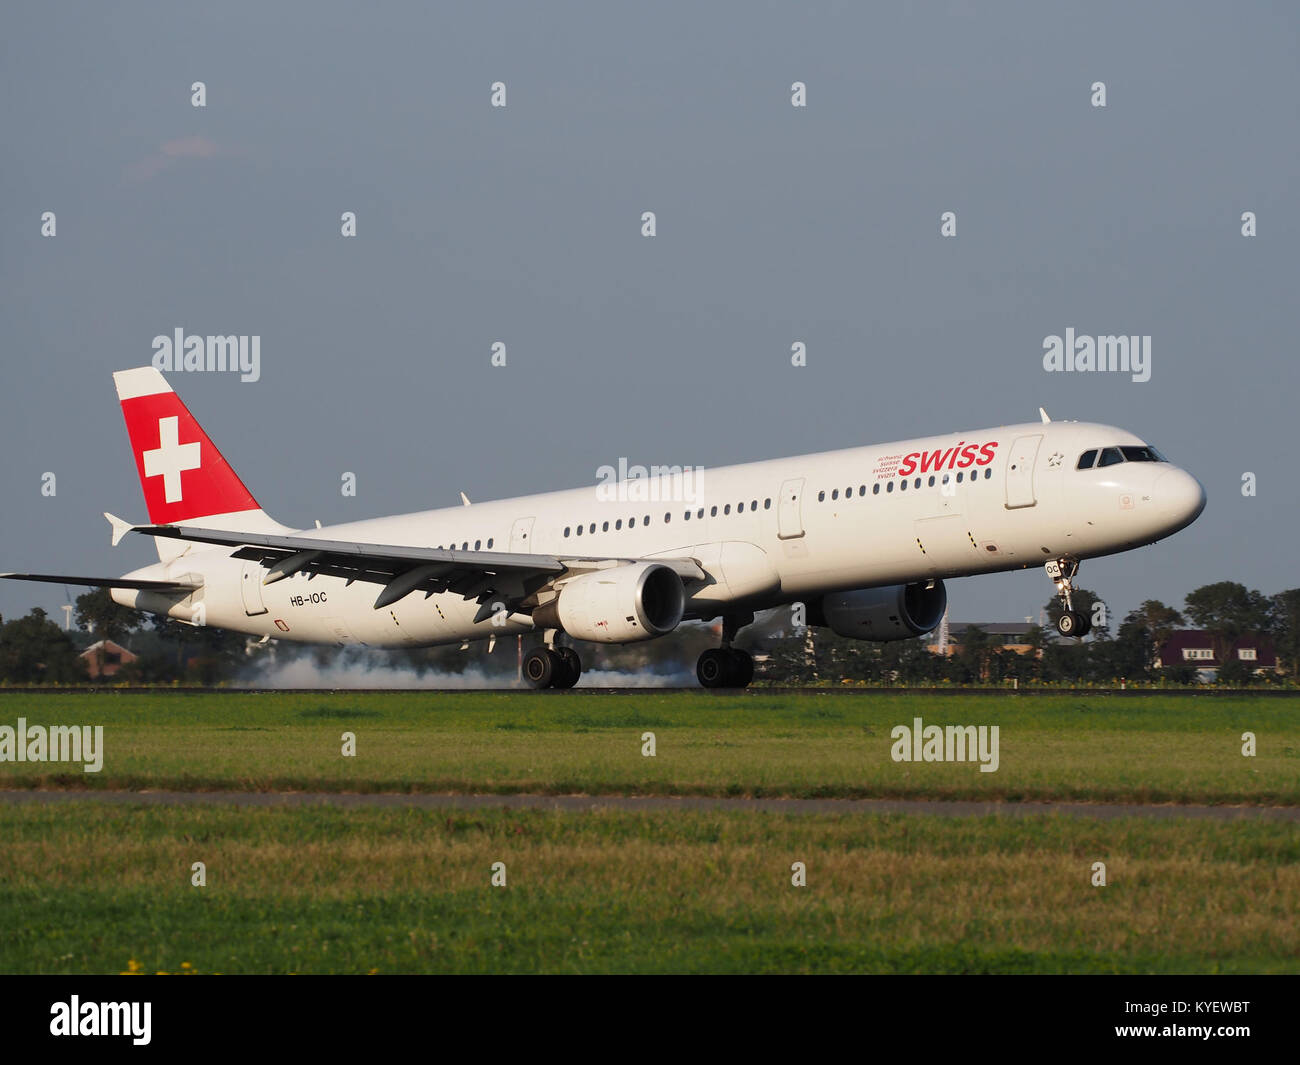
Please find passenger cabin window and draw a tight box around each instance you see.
[1077,449,1098,469]
[1097,447,1124,468]
[873,483,880,495]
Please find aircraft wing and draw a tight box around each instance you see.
[132,523,706,619]
[0,573,201,591]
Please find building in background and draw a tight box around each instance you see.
[79,639,137,679]
[1153,632,1278,681]
[926,623,1038,658]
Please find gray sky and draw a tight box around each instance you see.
[2,1,1296,632]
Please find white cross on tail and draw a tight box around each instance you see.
[142,416,201,502]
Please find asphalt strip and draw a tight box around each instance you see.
[0,790,1297,820]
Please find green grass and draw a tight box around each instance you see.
[2,802,1297,974]
[0,691,1297,805]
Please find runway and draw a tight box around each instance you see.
[2,789,1297,821]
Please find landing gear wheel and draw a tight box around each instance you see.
[1056,611,1083,638]
[1045,558,1091,639]
[553,647,582,689]
[522,647,557,689]
[697,648,732,689]
[728,648,754,689]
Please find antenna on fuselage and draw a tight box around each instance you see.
[1039,408,1051,424]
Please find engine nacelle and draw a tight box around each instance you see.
[533,562,686,644]
[813,580,947,642]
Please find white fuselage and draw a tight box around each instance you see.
[113,420,1205,647]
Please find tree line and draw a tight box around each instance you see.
[765,582,1300,686]
[0,580,1295,686]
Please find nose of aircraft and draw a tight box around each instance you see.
[1153,468,1206,534]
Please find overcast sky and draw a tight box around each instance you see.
[2,1,1296,633]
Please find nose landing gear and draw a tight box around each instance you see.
[1046,558,1091,638]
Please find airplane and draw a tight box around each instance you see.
[2,367,1206,688]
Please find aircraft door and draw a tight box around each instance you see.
[777,478,805,540]
[241,560,268,616]
[1004,434,1043,509]
[509,517,535,552]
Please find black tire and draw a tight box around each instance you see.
[1075,612,1093,637]
[553,647,581,689]
[697,648,733,689]
[1056,611,1080,638]
[728,648,754,689]
[523,647,556,689]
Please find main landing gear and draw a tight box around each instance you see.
[1046,558,1091,638]
[697,612,755,689]
[522,634,582,689]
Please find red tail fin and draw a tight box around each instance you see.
[114,367,263,526]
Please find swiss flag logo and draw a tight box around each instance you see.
[119,390,260,525]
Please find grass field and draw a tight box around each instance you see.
[0,690,1296,804]
[2,690,1297,973]
[3,802,1298,974]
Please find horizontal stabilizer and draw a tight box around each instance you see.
[104,511,136,547]
[0,573,201,591]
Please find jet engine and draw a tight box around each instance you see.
[532,562,685,644]
[811,580,947,642]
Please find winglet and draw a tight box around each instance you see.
[1039,407,1051,424]
[103,512,134,547]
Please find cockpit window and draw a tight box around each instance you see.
[1121,445,1165,463]
[1097,447,1124,468]
[1076,449,1098,470]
